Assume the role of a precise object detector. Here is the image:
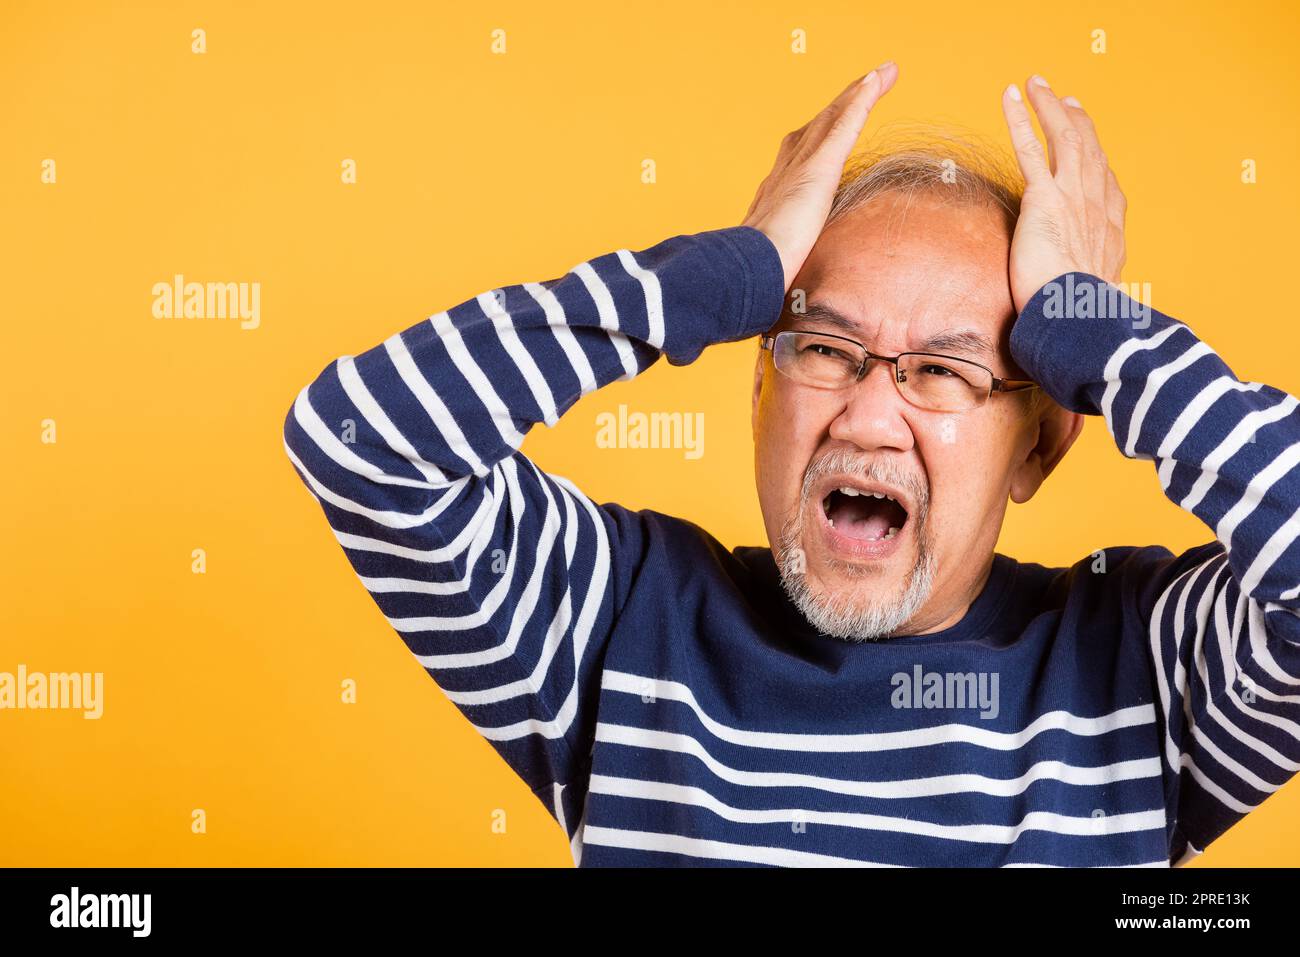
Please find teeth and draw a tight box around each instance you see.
[834,486,898,501]
[826,485,904,513]
[883,526,899,540]
[828,518,835,528]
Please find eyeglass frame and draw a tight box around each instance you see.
[759,330,1039,411]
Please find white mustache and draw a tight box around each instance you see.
[800,449,928,514]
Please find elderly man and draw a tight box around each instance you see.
[284,64,1300,867]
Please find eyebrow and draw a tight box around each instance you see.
[788,301,998,361]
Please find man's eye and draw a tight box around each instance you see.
[806,344,853,361]
[919,363,958,377]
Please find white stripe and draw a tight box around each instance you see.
[1005,860,1170,869]
[1247,590,1300,685]
[1157,380,1264,489]
[569,808,586,866]
[1223,593,1300,725]
[1184,595,1290,790]
[614,249,665,349]
[1214,441,1300,547]
[1147,562,1213,772]
[1179,394,1299,512]
[477,291,561,427]
[1173,840,1203,867]
[292,387,433,490]
[1176,752,1254,814]
[523,282,598,395]
[429,310,526,450]
[1170,561,1222,771]
[336,355,448,486]
[1195,586,1300,771]
[1240,502,1300,595]
[552,783,569,837]
[334,478,498,564]
[461,475,616,740]
[380,461,526,637]
[1124,341,1213,458]
[284,441,466,530]
[1099,323,1186,429]
[573,261,639,379]
[402,459,562,654]
[580,824,893,867]
[584,821,1157,867]
[589,774,1167,844]
[383,332,487,477]
[446,472,577,705]
[1149,562,1289,814]
[1158,379,1263,463]
[358,497,498,596]
[601,671,1155,752]
[550,475,613,667]
[595,723,1162,798]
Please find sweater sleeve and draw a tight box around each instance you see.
[282,226,786,850]
[1011,273,1300,863]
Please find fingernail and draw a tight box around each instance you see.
[1063,95,1081,107]
[862,70,878,85]
[1006,83,1022,102]
[1030,75,1051,88]
[876,59,895,71]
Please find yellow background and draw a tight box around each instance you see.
[3,0,1298,866]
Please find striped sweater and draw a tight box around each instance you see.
[284,225,1300,867]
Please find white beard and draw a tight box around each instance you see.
[774,449,936,642]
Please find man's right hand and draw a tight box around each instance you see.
[742,62,900,293]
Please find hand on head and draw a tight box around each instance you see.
[742,65,1128,315]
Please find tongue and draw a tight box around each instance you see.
[828,497,894,541]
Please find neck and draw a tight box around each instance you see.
[900,552,996,636]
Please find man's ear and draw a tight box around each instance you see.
[1009,398,1084,504]
[751,341,767,432]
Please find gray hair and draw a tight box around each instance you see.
[826,122,1025,234]
[823,123,1043,416]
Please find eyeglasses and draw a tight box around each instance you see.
[760,330,1038,414]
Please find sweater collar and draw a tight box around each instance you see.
[737,546,1019,651]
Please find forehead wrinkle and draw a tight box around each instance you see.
[788,300,997,361]
[914,328,997,361]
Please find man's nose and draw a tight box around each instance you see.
[827,358,916,453]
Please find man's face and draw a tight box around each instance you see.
[752,191,1055,639]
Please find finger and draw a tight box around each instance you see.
[1000,83,1051,186]
[791,73,872,154]
[796,62,897,165]
[1059,96,1106,234]
[819,62,898,159]
[1105,167,1127,230]
[774,125,806,167]
[1025,75,1083,192]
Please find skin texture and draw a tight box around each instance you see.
[743,67,1126,637]
[752,193,1081,635]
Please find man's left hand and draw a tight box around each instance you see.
[1001,75,1128,314]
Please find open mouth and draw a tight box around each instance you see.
[821,486,909,543]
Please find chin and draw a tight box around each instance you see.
[776,509,938,642]
[769,447,939,640]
